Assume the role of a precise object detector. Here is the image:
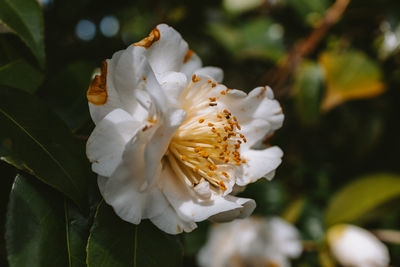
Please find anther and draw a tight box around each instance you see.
[192,74,200,82]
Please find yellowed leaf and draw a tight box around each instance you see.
[319,50,385,111]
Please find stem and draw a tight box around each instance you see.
[262,0,351,97]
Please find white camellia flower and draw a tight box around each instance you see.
[86,24,284,234]
[198,216,303,267]
[327,224,390,267]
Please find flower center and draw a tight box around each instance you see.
[166,77,247,191]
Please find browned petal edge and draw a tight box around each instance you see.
[87,61,108,105]
[133,27,161,48]
[183,49,194,63]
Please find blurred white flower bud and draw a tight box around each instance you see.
[327,224,390,267]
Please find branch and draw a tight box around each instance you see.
[263,0,351,97]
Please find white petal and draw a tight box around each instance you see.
[86,109,141,177]
[180,52,202,79]
[150,203,198,234]
[158,71,188,106]
[145,108,186,185]
[193,179,212,199]
[327,224,390,267]
[88,52,124,124]
[239,146,283,185]
[220,86,284,147]
[98,128,166,225]
[145,24,189,78]
[195,67,224,83]
[89,45,168,125]
[267,217,302,258]
[208,196,256,222]
[160,164,245,222]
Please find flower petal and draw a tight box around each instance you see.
[150,203,198,234]
[238,146,283,185]
[88,52,124,124]
[97,128,169,225]
[86,109,141,177]
[145,108,186,185]
[144,24,189,78]
[180,51,202,78]
[220,86,284,147]
[195,67,224,83]
[158,71,188,106]
[208,196,256,222]
[160,164,249,222]
[267,217,302,258]
[89,45,168,125]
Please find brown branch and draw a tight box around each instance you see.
[262,0,351,98]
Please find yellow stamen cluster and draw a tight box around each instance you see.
[167,94,246,191]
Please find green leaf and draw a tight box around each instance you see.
[39,61,95,130]
[283,0,330,26]
[0,0,45,67]
[293,61,324,125]
[0,86,88,209]
[223,0,265,14]
[64,199,89,267]
[281,197,306,224]
[87,201,183,267]
[0,59,43,93]
[208,18,285,62]
[325,174,400,226]
[6,174,68,267]
[6,174,89,267]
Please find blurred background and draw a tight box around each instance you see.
[1,0,400,266]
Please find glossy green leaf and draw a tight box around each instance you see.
[0,86,88,208]
[0,60,43,93]
[6,174,68,267]
[6,174,89,267]
[325,174,400,226]
[0,0,45,67]
[87,201,183,267]
[293,61,324,125]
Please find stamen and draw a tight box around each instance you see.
[165,77,247,194]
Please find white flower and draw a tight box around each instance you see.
[197,217,302,267]
[86,24,284,234]
[327,224,390,267]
